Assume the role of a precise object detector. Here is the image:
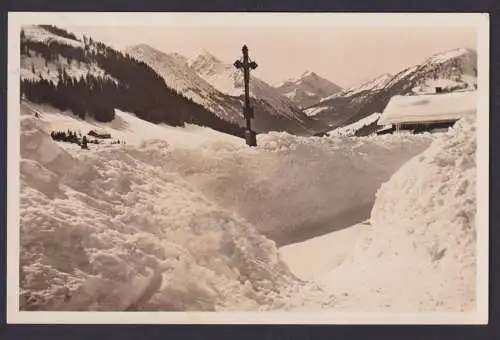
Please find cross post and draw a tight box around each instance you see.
[234,44,258,147]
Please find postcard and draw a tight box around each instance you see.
[7,12,489,324]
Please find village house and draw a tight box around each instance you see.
[377,89,477,135]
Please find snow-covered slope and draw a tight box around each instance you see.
[20,100,452,312]
[21,25,115,85]
[19,102,307,311]
[125,44,243,123]
[386,47,477,94]
[328,112,382,137]
[23,25,83,48]
[127,46,319,135]
[276,71,343,109]
[306,47,477,132]
[190,50,310,125]
[342,73,393,98]
[317,116,477,311]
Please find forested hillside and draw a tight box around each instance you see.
[20,26,246,138]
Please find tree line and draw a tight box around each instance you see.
[20,27,246,138]
[50,129,125,149]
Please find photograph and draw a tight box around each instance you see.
[7,12,489,324]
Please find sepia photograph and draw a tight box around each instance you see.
[6,12,489,324]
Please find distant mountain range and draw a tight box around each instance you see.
[275,71,343,109]
[303,47,477,133]
[20,24,477,138]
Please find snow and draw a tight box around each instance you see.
[329,112,381,136]
[379,91,477,125]
[313,116,477,312]
[21,55,114,85]
[190,51,306,122]
[21,102,240,149]
[278,116,477,312]
[318,73,393,104]
[20,108,301,311]
[20,101,437,311]
[384,65,420,89]
[279,220,372,280]
[427,47,471,64]
[125,45,240,122]
[23,25,83,48]
[303,106,330,117]
[342,73,393,97]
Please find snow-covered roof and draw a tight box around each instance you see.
[378,90,476,125]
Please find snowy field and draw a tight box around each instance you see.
[18,101,476,312]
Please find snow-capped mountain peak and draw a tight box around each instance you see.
[426,47,476,64]
[338,72,394,98]
[303,46,477,133]
[125,44,248,123]
[300,70,317,78]
[189,49,224,73]
[276,71,343,109]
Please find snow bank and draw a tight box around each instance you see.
[329,112,381,136]
[319,116,477,312]
[379,90,476,125]
[165,130,432,246]
[20,116,305,311]
[20,102,438,311]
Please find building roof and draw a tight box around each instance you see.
[378,90,476,125]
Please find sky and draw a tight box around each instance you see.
[61,21,477,89]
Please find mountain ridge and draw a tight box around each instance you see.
[276,71,343,109]
[305,46,477,133]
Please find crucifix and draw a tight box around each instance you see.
[234,44,258,147]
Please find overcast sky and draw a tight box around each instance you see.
[61,22,477,89]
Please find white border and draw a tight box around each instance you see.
[6,12,490,325]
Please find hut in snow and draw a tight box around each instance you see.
[377,90,477,134]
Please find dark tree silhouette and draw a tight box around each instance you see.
[20,27,246,138]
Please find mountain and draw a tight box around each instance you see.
[306,47,477,133]
[125,44,244,124]
[127,46,324,135]
[321,72,393,102]
[189,50,320,135]
[276,71,343,109]
[20,25,246,138]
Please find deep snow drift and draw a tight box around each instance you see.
[19,102,441,311]
[20,114,317,311]
[167,131,432,245]
[310,116,477,312]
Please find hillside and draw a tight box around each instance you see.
[306,47,477,133]
[125,44,244,124]
[20,100,437,311]
[189,50,321,135]
[276,71,343,109]
[20,25,246,138]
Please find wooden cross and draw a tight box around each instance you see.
[234,44,258,147]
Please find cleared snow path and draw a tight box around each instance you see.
[279,220,371,280]
[283,117,478,312]
[20,102,452,312]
